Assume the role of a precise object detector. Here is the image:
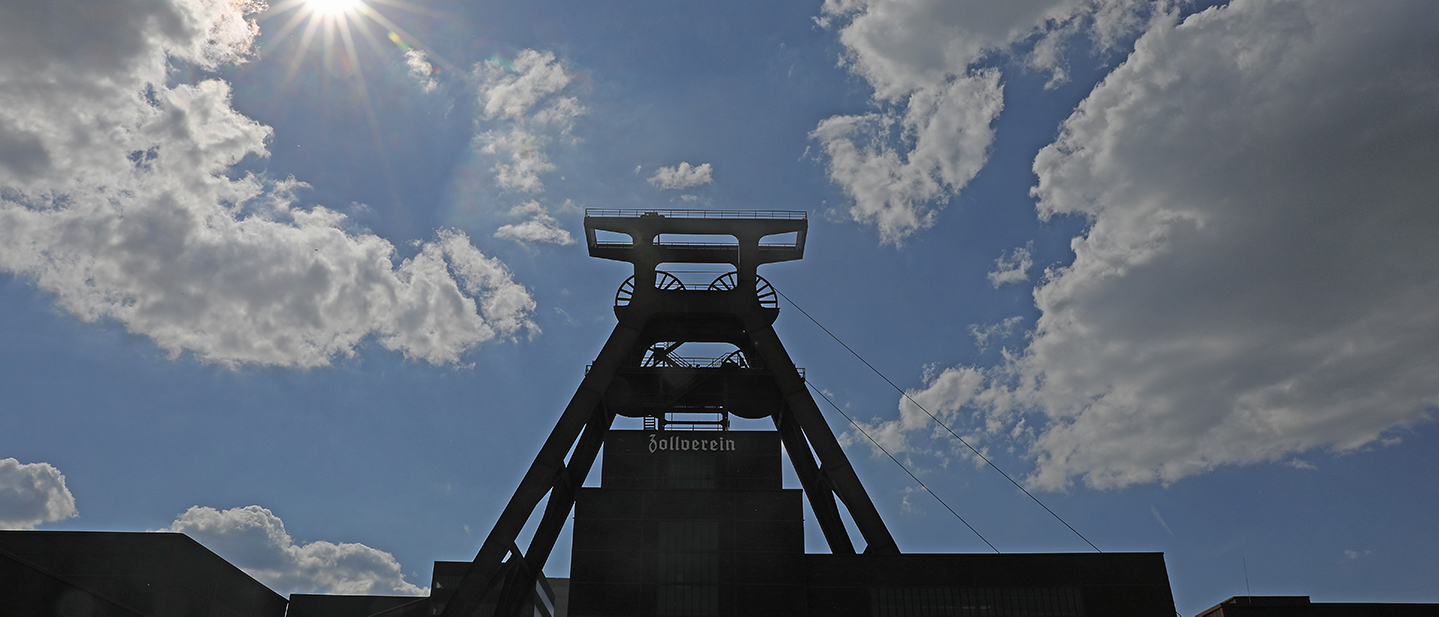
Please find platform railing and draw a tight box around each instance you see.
[589,241,799,250]
[584,208,806,220]
[585,363,803,380]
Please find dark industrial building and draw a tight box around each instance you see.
[0,530,286,616]
[568,429,1175,616]
[430,210,1181,617]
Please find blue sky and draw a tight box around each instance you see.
[2,0,1438,613]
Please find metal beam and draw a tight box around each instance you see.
[440,322,641,617]
[495,404,614,617]
[746,319,899,555]
[772,405,854,554]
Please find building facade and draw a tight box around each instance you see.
[566,430,1177,617]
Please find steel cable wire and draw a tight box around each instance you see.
[775,286,1102,553]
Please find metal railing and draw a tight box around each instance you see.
[591,241,798,249]
[642,356,747,369]
[585,208,806,220]
[585,363,804,381]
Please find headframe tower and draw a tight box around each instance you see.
[439,209,897,616]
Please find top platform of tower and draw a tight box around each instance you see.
[585,209,807,269]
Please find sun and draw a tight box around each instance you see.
[305,0,361,17]
[263,0,439,94]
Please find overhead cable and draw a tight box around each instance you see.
[807,380,1000,553]
[776,286,1102,553]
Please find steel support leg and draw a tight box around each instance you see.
[746,320,899,555]
[440,322,641,617]
[772,405,855,554]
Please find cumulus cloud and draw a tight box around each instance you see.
[987,243,1033,287]
[474,50,586,194]
[166,505,425,596]
[0,0,535,368]
[0,459,77,530]
[812,0,1150,243]
[648,162,713,190]
[810,71,1003,245]
[862,0,1439,489]
[404,49,438,92]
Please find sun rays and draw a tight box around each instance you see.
[305,0,362,16]
[257,0,448,219]
[261,0,441,90]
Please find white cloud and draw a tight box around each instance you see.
[0,0,535,368]
[812,0,1150,244]
[648,162,713,190]
[900,485,929,515]
[166,505,425,596]
[0,459,77,530]
[479,127,555,194]
[987,243,1033,287]
[844,362,1014,461]
[474,50,586,194]
[495,201,574,245]
[969,316,1025,352]
[875,0,1439,489]
[404,49,438,92]
[810,71,1003,245]
[819,0,1079,99]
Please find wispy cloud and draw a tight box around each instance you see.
[987,243,1034,287]
[495,201,575,245]
[1151,504,1175,538]
[969,316,1024,352]
[404,49,438,92]
[471,50,586,247]
[473,50,586,194]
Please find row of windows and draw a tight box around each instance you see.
[870,586,1084,617]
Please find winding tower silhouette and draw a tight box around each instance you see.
[440,209,895,616]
